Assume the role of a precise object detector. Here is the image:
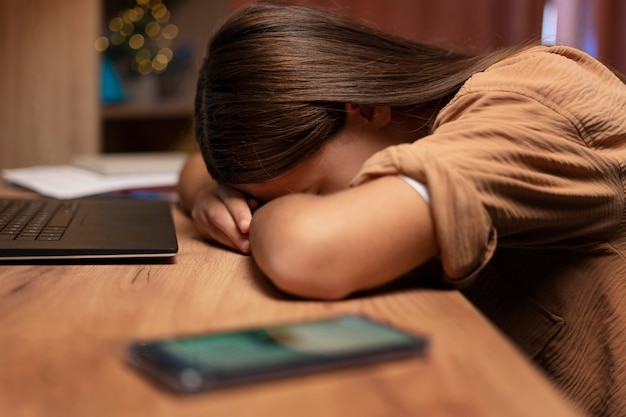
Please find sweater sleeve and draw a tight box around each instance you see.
[351,47,625,286]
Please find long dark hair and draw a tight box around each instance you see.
[195,1,528,184]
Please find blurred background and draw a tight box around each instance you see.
[0,0,624,169]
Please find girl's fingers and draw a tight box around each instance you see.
[215,185,258,234]
[191,186,252,253]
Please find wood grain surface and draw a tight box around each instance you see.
[0,185,584,417]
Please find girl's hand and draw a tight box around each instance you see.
[190,183,260,253]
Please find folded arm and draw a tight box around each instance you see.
[249,176,438,299]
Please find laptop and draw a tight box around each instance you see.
[0,197,178,260]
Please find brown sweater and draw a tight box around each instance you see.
[353,45,626,417]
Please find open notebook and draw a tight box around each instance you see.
[0,197,178,260]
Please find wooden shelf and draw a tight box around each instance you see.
[101,101,193,120]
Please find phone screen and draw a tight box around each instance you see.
[126,314,428,393]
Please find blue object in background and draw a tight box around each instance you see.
[100,55,126,104]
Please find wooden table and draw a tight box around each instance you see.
[0,185,585,417]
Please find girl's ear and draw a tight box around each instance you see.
[345,104,392,129]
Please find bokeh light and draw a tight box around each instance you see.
[98,0,177,75]
[129,34,145,49]
[94,36,109,52]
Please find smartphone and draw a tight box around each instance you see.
[125,314,429,393]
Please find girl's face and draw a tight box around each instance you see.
[236,105,412,202]
[235,132,375,202]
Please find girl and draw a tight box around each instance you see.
[178,3,626,416]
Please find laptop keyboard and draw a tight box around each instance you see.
[0,199,79,241]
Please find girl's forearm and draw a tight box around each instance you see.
[249,176,438,299]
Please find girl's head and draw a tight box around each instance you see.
[195,2,521,189]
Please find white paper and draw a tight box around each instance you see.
[71,152,188,175]
[3,165,179,199]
